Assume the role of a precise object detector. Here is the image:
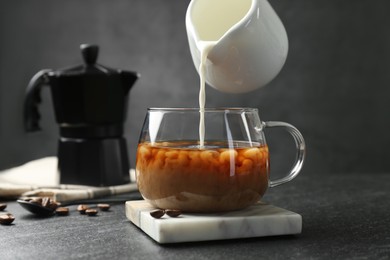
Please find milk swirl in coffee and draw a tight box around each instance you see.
[136,141,269,212]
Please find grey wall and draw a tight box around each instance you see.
[1,0,389,175]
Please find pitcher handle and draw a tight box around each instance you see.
[263,121,306,187]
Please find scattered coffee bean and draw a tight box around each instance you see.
[97,203,110,211]
[85,209,98,216]
[77,205,89,214]
[165,209,182,218]
[0,213,15,225]
[55,207,69,216]
[150,209,165,219]
[0,203,7,211]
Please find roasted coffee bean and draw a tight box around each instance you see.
[165,209,182,218]
[41,197,50,207]
[77,205,89,214]
[0,213,15,225]
[85,209,98,216]
[55,207,69,216]
[0,203,7,211]
[97,203,110,211]
[150,209,165,219]
[24,196,59,210]
[30,198,43,205]
[47,201,59,210]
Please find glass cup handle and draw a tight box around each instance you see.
[263,121,306,187]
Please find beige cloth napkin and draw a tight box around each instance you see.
[0,157,138,203]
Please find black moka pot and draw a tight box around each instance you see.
[24,44,139,186]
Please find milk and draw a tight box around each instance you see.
[186,0,288,93]
[190,0,252,41]
[198,41,216,148]
[194,0,252,148]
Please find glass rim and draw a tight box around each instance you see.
[147,107,259,113]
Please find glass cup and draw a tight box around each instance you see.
[136,108,305,212]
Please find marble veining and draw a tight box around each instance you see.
[126,200,302,244]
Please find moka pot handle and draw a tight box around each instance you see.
[24,69,51,132]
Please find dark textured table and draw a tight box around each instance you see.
[1,172,389,260]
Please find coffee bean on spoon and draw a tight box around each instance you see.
[41,197,50,208]
[47,200,59,210]
[24,197,58,210]
[30,198,43,205]
[0,213,15,225]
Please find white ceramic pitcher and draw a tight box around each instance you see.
[186,0,288,93]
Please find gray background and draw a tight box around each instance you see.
[0,0,389,176]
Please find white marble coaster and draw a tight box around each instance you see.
[126,200,302,244]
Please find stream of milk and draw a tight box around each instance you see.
[192,0,252,148]
[198,41,217,148]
